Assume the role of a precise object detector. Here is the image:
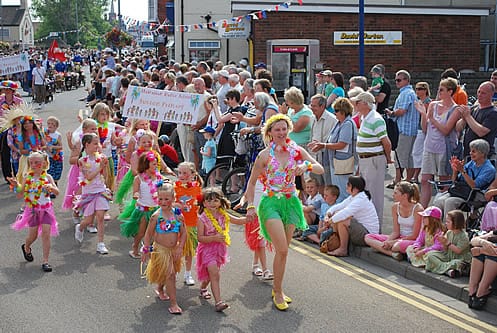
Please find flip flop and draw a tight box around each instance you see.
[21,244,34,262]
[154,289,170,301]
[168,307,182,315]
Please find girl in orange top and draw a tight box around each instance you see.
[174,161,202,286]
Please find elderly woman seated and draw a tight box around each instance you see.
[433,139,495,218]
[468,230,497,310]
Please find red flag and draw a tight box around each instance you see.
[48,40,66,62]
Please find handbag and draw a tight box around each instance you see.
[320,232,340,253]
[332,120,355,175]
[333,157,355,175]
[448,181,472,199]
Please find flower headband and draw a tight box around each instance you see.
[136,129,146,138]
[145,151,156,162]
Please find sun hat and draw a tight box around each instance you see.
[0,80,19,90]
[418,206,442,219]
[350,91,376,104]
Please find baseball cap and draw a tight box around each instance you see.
[418,206,442,219]
[239,59,248,67]
[320,70,333,76]
[218,70,230,79]
[350,91,376,104]
[200,125,216,134]
[254,62,267,69]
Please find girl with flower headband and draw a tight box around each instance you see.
[141,183,186,315]
[62,118,98,213]
[16,115,46,186]
[74,133,112,255]
[196,187,247,312]
[242,113,324,311]
[174,161,203,286]
[119,151,163,258]
[124,119,158,163]
[115,129,174,205]
[8,151,59,272]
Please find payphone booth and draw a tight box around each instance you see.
[267,39,319,102]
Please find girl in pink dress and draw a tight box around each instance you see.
[196,187,247,312]
[74,133,111,254]
[9,151,59,272]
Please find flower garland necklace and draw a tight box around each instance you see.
[78,152,102,186]
[175,180,198,188]
[142,169,163,204]
[97,121,109,144]
[204,208,231,246]
[24,171,49,207]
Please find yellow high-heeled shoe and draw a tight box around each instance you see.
[272,289,292,303]
[273,296,289,311]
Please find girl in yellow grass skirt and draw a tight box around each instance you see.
[142,183,186,315]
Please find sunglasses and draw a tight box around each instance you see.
[415,87,426,90]
[395,78,404,83]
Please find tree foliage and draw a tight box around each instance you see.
[31,0,113,48]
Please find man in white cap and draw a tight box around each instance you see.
[353,92,393,224]
[216,70,230,114]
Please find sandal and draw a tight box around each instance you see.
[252,264,263,276]
[200,288,212,299]
[215,301,229,312]
[21,244,34,262]
[261,269,274,280]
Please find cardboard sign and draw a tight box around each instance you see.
[0,53,30,76]
[122,86,202,125]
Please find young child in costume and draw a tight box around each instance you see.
[142,183,186,315]
[197,187,247,312]
[62,118,98,213]
[406,206,445,267]
[116,129,173,205]
[199,125,217,178]
[16,115,46,186]
[115,119,131,186]
[174,161,202,286]
[8,151,59,272]
[119,151,162,258]
[425,210,472,278]
[44,116,63,191]
[74,133,111,254]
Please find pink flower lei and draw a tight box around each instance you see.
[142,170,162,204]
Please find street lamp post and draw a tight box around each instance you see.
[76,1,79,43]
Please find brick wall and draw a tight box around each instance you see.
[252,12,481,73]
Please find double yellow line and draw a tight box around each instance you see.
[290,242,497,333]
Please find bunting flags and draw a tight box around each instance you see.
[122,0,303,36]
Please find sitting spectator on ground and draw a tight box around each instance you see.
[425,210,472,278]
[300,185,339,244]
[301,178,323,228]
[364,181,423,260]
[325,176,380,257]
[467,230,497,310]
[405,206,445,267]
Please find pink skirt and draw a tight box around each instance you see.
[11,203,59,236]
[116,154,130,186]
[196,241,228,282]
[62,164,80,211]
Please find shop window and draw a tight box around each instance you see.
[188,40,220,62]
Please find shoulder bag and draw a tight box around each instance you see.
[333,120,355,175]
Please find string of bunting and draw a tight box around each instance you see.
[123,0,303,36]
[34,27,84,43]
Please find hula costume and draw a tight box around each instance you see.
[115,148,161,204]
[62,164,80,210]
[145,208,183,284]
[174,181,201,257]
[196,209,230,282]
[11,171,59,236]
[119,173,161,237]
[257,139,307,242]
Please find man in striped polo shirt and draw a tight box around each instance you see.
[352,92,393,224]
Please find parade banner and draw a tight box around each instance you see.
[0,52,30,76]
[122,86,201,125]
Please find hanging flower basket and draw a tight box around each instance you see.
[104,27,133,48]
[0,41,10,50]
